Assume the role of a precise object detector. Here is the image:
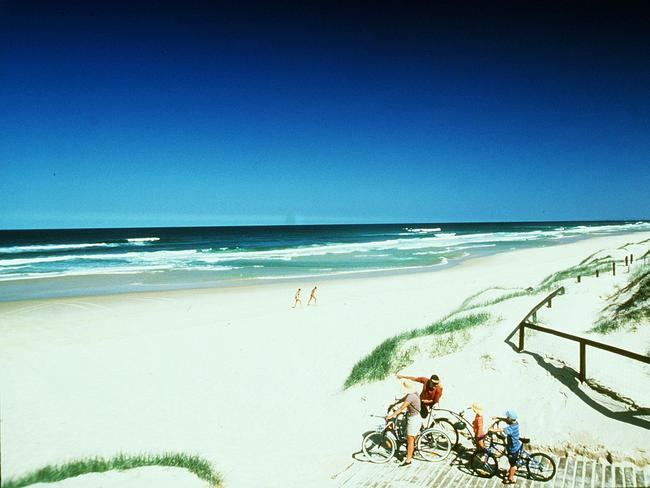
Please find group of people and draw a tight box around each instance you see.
[292,286,317,307]
[387,372,521,485]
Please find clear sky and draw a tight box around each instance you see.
[1,1,649,229]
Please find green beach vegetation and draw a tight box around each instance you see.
[344,313,491,388]
[538,256,612,291]
[591,262,650,334]
[343,281,558,388]
[0,453,222,488]
[344,240,649,389]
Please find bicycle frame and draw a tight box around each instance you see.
[371,413,406,445]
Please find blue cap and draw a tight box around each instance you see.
[505,410,518,420]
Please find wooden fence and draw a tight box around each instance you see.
[512,286,650,382]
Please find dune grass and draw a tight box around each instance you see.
[455,287,533,313]
[538,256,612,290]
[343,312,490,388]
[464,289,533,310]
[345,240,648,389]
[591,265,650,334]
[0,453,222,488]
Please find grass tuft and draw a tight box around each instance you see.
[1,453,222,488]
[538,256,612,290]
[454,287,534,314]
[591,266,650,334]
[344,313,490,388]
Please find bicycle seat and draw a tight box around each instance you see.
[520,437,530,444]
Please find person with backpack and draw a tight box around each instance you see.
[395,373,443,422]
[385,380,422,467]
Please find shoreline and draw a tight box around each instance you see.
[2,230,650,487]
[2,224,650,303]
[1,230,645,307]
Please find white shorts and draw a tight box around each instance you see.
[406,415,422,436]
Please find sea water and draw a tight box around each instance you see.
[1,221,648,301]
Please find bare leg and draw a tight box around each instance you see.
[406,435,415,462]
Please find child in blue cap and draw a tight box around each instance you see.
[489,410,521,484]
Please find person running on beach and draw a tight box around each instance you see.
[292,288,302,308]
[386,380,421,467]
[470,402,485,449]
[307,286,318,305]
[395,373,443,423]
[489,410,521,484]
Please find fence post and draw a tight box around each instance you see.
[547,298,552,308]
[518,324,525,352]
[631,254,634,264]
[579,342,586,382]
[612,262,616,276]
[577,275,581,283]
[625,256,628,266]
[596,269,599,278]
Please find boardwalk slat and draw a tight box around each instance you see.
[477,477,493,488]
[486,476,501,488]
[465,474,481,488]
[338,462,370,486]
[575,459,585,488]
[554,457,568,488]
[615,467,624,488]
[594,462,604,488]
[635,468,646,488]
[336,456,645,488]
[565,458,577,488]
[363,463,393,488]
[448,469,470,486]
[424,461,451,488]
[409,462,431,484]
[374,461,403,487]
[582,460,594,488]
[519,478,533,488]
[429,463,458,488]
[604,464,614,488]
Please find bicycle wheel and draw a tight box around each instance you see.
[432,417,459,447]
[416,428,452,462]
[470,449,499,478]
[526,452,556,481]
[483,432,507,458]
[361,431,396,463]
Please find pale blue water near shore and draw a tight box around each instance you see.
[1,221,649,301]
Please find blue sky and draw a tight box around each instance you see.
[1,1,649,229]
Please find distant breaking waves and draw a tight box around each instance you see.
[1,221,649,301]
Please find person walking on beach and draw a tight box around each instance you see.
[292,288,302,308]
[386,380,421,467]
[307,286,318,305]
[395,373,443,423]
[489,410,521,484]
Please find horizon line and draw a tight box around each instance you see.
[1,218,648,233]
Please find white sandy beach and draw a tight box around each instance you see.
[1,232,650,487]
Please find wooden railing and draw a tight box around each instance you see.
[513,287,650,382]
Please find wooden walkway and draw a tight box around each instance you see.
[332,454,650,487]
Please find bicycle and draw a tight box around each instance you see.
[361,412,453,464]
[384,398,464,449]
[428,408,507,457]
[470,435,556,481]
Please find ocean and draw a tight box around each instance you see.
[1,221,648,301]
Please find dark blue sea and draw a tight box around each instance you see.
[1,221,648,301]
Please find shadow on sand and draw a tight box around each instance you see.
[504,337,650,430]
